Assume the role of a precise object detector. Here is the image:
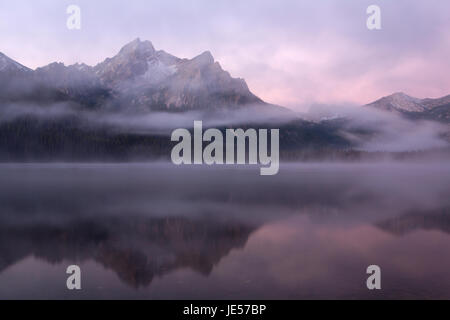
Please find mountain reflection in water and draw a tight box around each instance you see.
[1,163,450,299]
[0,216,255,288]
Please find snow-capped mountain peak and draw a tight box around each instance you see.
[366,92,450,122]
[94,39,164,85]
[366,92,427,113]
[118,38,155,57]
[0,39,264,111]
[89,39,261,110]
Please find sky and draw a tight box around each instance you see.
[0,0,449,111]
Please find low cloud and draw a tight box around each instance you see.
[306,103,449,152]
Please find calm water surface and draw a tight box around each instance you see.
[1,162,450,299]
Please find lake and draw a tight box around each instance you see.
[1,162,450,299]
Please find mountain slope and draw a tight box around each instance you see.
[0,39,264,111]
[366,92,428,113]
[94,38,263,111]
[0,52,68,103]
[34,62,110,108]
[0,42,449,161]
[0,52,31,73]
[366,92,450,123]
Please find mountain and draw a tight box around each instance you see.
[34,62,110,108]
[0,52,78,104]
[0,40,357,161]
[366,92,450,123]
[0,41,449,161]
[0,39,263,111]
[366,92,429,113]
[0,52,34,101]
[93,38,263,111]
[421,95,450,110]
[0,52,30,73]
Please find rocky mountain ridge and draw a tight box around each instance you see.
[366,92,450,123]
[0,38,263,111]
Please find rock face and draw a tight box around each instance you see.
[92,38,263,111]
[1,41,449,161]
[33,62,110,108]
[366,92,450,123]
[0,40,358,162]
[0,38,263,111]
[367,92,429,113]
[0,52,34,101]
[0,52,30,73]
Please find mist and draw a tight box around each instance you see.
[306,102,450,152]
[2,163,450,298]
[0,97,449,161]
[0,101,297,134]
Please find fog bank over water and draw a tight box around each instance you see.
[1,162,449,223]
[1,100,449,158]
[1,163,450,298]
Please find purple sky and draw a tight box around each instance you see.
[0,0,449,111]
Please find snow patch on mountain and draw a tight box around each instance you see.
[366,92,428,113]
[142,58,177,84]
